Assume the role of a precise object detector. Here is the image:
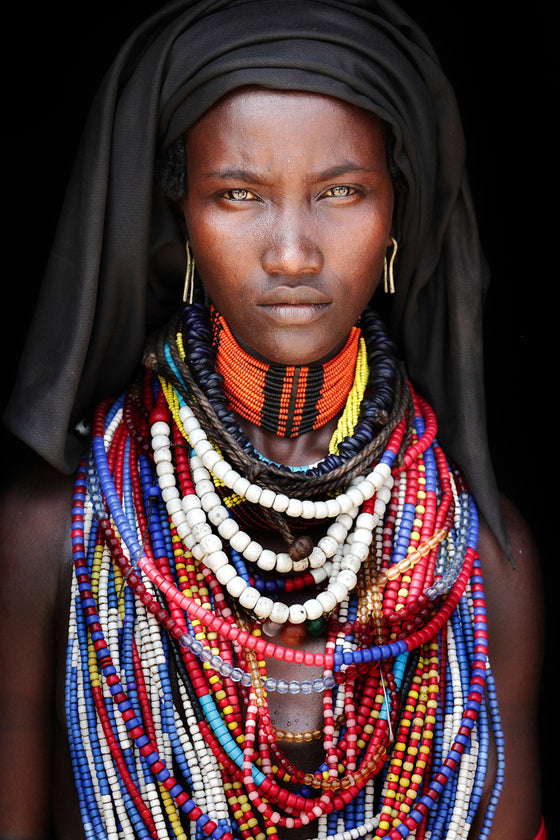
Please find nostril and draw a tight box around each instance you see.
[262,235,323,276]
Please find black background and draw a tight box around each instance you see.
[4,2,556,833]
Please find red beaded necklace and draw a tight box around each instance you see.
[211,307,361,437]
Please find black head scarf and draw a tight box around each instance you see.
[3,0,508,552]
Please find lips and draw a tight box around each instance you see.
[258,285,332,306]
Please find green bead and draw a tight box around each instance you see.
[306,618,326,637]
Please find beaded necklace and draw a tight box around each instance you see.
[211,308,362,438]
[66,306,504,840]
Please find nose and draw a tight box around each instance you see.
[261,208,323,278]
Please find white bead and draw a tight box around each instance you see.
[200,491,222,513]
[226,576,247,598]
[161,486,179,502]
[288,603,307,624]
[374,499,387,517]
[185,508,206,528]
[334,493,353,514]
[308,547,326,568]
[151,433,170,451]
[300,500,316,519]
[221,468,241,488]
[175,521,190,541]
[157,473,175,489]
[355,512,376,530]
[257,549,276,571]
[201,449,221,472]
[347,486,364,507]
[238,586,260,610]
[285,498,303,518]
[317,535,339,558]
[269,601,290,624]
[244,484,262,505]
[204,550,228,571]
[356,478,375,500]
[340,554,362,573]
[229,530,252,553]
[182,494,201,512]
[199,534,222,556]
[182,414,201,435]
[232,476,251,497]
[327,580,348,603]
[150,421,170,437]
[186,428,207,446]
[153,446,172,463]
[275,553,292,574]
[377,484,392,503]
[191,467,210,485]
[165,497,183,516]
[259,488,276,508]
[326,522,347,542]
[310,566,328,584]
[194,439,213,456]
[243,540,262,563]
[189,454,203,471]
[207,504,229,526]
[253,596,274,620]
[155,459,174,476]
[215,564,236,585]
[353,527,373,546]
[337,569,357,591]
[292,558,309,573]
[338,512,355,530]
[271,493,290,513]
[191,543,204,561]
[313,500,329,519]
[194,478,214,496]
[191,522,212,542]
[316,590,338,613]
[350,540,370,561]
[304,598,323,621]
[325,498,341,518]
[367,465,385,490]
[178,404,194,422]
[211,459,230,481]
[217,518,239,540]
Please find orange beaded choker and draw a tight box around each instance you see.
[211,308,360,437]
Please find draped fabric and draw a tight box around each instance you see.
[3,0,508,553]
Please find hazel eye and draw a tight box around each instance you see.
[225,188,255,201]
[324,185,355,198]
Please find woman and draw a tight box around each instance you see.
[0,1,545,838]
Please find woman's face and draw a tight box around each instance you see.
[181,89,394,365]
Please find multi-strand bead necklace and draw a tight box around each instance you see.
[66,305,504,840]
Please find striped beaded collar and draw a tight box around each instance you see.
[211,307,361,438]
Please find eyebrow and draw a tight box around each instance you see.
[202,162,379,182]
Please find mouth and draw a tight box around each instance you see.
[258,286,332,306]
[257,286,332,325]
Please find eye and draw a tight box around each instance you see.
[224,188,257,201]
[323,185,356,198]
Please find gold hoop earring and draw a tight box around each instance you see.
[383,237,398,294]
[183,241,196,304]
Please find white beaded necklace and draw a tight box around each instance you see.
[150,401,394,626]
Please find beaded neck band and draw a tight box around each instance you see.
[211,308,361,438]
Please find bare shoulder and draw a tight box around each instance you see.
[473,494,544,839]
[0,445,75,839]
[477,494,544,674]
[0,449,75,605]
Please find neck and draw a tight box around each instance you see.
[236,413,340,468]
[212,307,361,441]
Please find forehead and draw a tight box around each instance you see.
[184,88,388,173]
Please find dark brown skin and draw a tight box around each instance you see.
[0,91,544,839]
